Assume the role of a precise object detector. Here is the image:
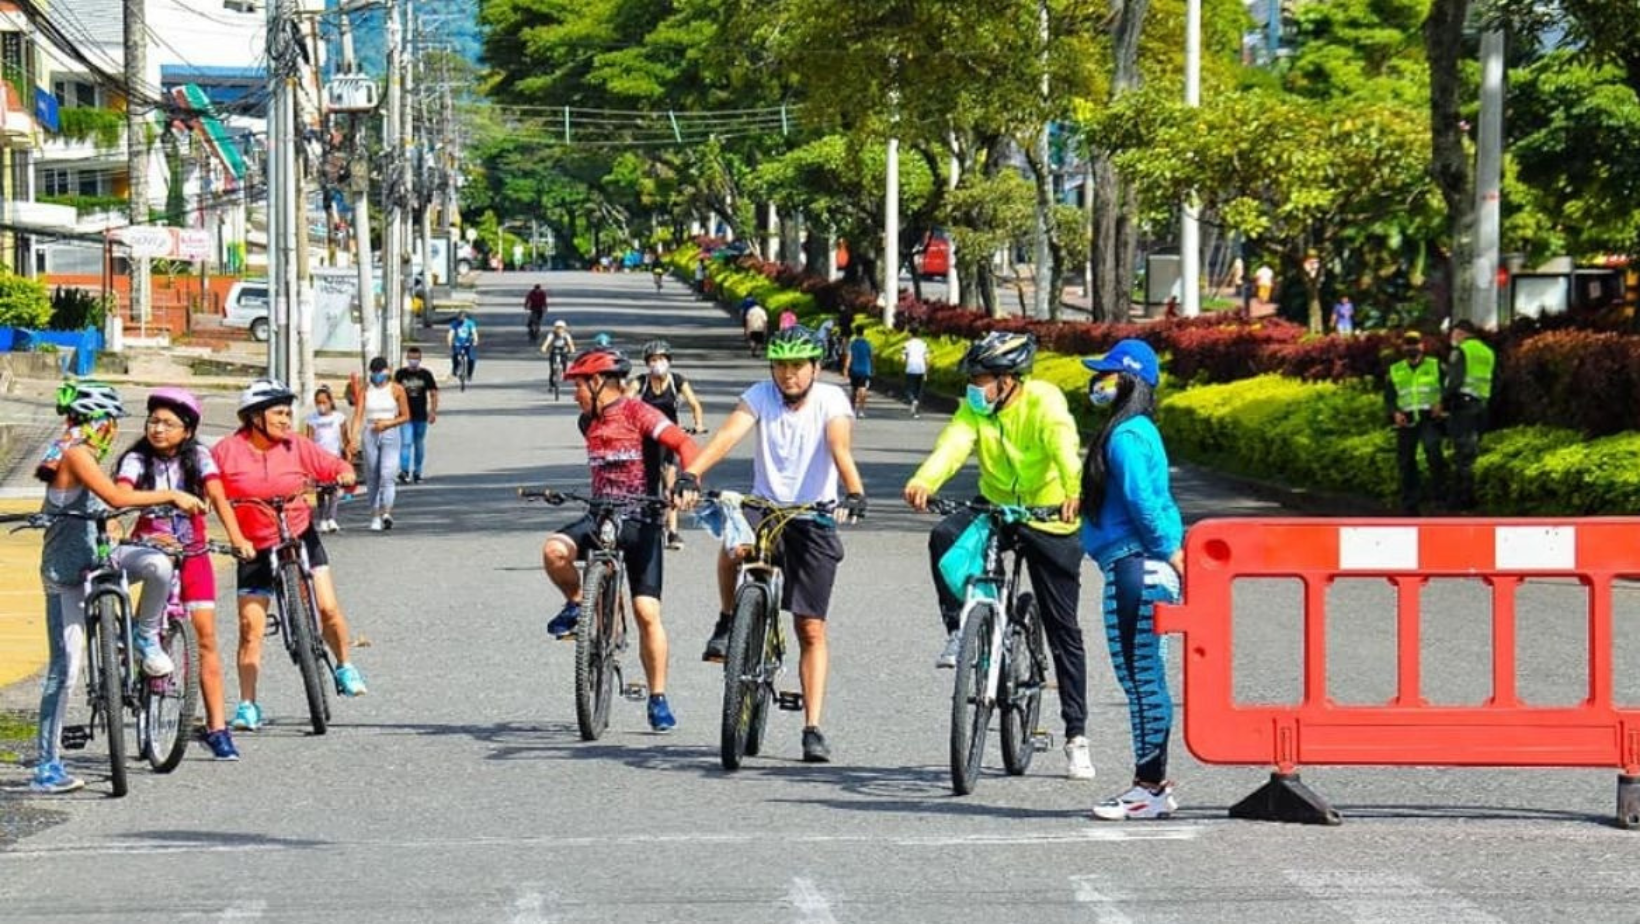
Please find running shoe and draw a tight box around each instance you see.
[369,516,384,532]
[230,700,263,731]
[203,728,241,761]
[802,726,832,763]
[935,630,962,669]
[1064,735,1096,780]
[334,662,369,696]
[647,694,677,733]
[29,761,84,794]
[1090,782,1178,821]
[701,613,732,662]
[666,530,684,550]
[134,631,175,676]
[548,602,581,639]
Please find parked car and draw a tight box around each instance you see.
[221,280,270,341]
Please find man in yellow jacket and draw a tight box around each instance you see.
[903,332,1095,781]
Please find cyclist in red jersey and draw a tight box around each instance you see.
[541,348,700,732]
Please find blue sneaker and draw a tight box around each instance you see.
[133,631,174,676]
[547,602,581,639]
[334,662,368,697]
[30,760,84,794]
[647,694,677,733]
[203,728,241,761]
[230,701,263,731]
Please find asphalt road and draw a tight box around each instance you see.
[2,271,1638,923]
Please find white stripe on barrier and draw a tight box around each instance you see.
[1339,526,1420,571]
[1495,525,1576,571]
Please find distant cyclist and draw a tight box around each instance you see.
[741,297,769,354]
[540,319,576,366]
[447,310,479,380]
[524,284,548,340]
[626,339,707,550]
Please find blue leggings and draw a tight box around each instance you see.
[36,587,86,767]
[1100,552,1180,784]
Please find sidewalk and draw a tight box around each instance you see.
[0,498,44,691]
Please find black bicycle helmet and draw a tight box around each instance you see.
[959,331,1037,376]
[641,339,672,360]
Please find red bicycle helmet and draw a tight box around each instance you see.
[563,347,632,380]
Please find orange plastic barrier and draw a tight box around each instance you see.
[1153,517,1640,827]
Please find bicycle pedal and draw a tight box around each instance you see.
[776,690,805,712]
[60,725,91,750]
[621,682,648,702]
[1030,730,1054,752]
[264,615,281,637]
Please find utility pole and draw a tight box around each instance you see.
[1181,0,1202,317]
[883,57,900,329]
[337,5,376,365]
[1032,0,1052,319]
[124,0,149,337]
[1471,29,1505,329]
[381,0,403,361]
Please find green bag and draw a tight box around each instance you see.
[938,514,995,598]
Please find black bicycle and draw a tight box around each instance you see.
[527,309,543,343]
[710,492,836,771]
[520,488,671,740]
[546,347,569,402]
[925,497,1057,795]
[230,485,340,735]
[453,346,473,392]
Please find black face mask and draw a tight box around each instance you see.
[1403,350,1422,361]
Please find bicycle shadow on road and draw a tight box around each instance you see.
[337,719,719,767]
[117,829,331,851]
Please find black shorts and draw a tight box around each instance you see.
[557,514,665,601]
[848,374,871,392]
[238,525,329,596]
[745,510,845,619]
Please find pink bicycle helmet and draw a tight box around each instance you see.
[147,386,203,430]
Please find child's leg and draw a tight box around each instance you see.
[35,587,86,766]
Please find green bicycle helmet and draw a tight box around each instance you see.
[766,325,825,362]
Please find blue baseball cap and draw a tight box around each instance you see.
[1082,339,1160,387]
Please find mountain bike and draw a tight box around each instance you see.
[230,485,342,735]
[527,308,543,343]
[709,492,836,771]
[136,537,238,773]
[546,348,568,402]
[520,487,671,740]
[926,496,1057,795]
[453,345,473,392]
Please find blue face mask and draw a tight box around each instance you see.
[1088,377,1118,407]
[965,383,996,416]
[370,372,389,385]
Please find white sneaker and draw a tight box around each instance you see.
[134,632,174,676]
[329,519,342,533]
[1091,782,1177,821]
[935,630,962,669]
[1064,735,1096,780]
[369,516,384,532]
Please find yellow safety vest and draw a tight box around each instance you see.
[1390,359,1441,413]
[1458,339,1494,400]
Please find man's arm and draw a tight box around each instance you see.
[825,415,865,496]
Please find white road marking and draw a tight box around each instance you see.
[509,886,560,924]
[786,877,838,924]
[1,825,1202,858]
[1285,870,1505,924]
[216,900,267,921]
[1070,875,1135,924]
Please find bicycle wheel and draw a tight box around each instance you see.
[549,362,561,401]
[141,616,199,773]
[950,601,998,795]
[743,610,775,758]
[278,561,329,735]
[720,582,770,770]
[458,354,470,392]
[1000,593,1047,776]
[89,591,129,797]
[574,563,617,741]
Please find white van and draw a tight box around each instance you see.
[221,280,270,341]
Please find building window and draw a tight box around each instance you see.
[76,172,102,196]
[43,168,70,197]
[52,79,98,109]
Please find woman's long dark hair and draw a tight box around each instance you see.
[1082,375,1157,523]
[116,430,206,494]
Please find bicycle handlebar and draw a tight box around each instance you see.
[924,496,1063,522]
[119,536,246,559]
[230,482,346,511]
[518,487,674,512]
[701,490,836,516]
[4,504,180,532]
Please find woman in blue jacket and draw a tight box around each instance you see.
[1081,339,1185,821]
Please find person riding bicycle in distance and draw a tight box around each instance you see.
[447,310,479,380]
[541,347,701,733]
[673,325,867,763]
[540,319,576,362]
[902,331,1096,782]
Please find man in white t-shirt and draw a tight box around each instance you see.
[901,330,929,418]
[675,325,867,764]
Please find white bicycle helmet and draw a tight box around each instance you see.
[237,377,296,417]
[55,379,126,420]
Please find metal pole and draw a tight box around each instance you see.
[946,140,960,306]
[1181,0,1202,317]
[264,0,284,380]
[1472,29,1505,329]
[883,136,899,328]
[381,0,402,362]
[1032,0,1052,319]
[124,0,150,340]
[339,9,376,364]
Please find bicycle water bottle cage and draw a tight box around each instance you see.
[60,724,92,750]
[777,690,805,712]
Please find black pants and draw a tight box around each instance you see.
[1396,417,1448,514]
[1446,398,1486,509]
[928,507,1088,738]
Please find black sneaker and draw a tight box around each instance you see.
[802,726,831,763]
[666,530,684,550]
[396,472,410,485]
[701,612,733,662]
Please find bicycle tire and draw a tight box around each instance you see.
[743,608,774,758]
[89,591,129,797]
[950,601,997,795]
[141,616,199,773]
[574,562,617,741]
[278,561,329,735]
[1000,593,1046,776]
[720,582,770,770]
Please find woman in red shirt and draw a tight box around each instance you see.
[212,379,365,733]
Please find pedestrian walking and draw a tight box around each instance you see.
[842,324,874,418]
[1443,320,1494,510]
[1254,263,1275,303]
[1385,331,1448,515]
[353,357,411,531]
[304,385,350,532]
[1080,339,1184,820]
[901,328,929,417]
[394,346,439,484]
[1332,295,1356,335]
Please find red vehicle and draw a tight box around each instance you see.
[914,231,951,279]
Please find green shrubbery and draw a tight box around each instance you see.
[0,271,52,328]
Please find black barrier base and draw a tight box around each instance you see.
[1228,772,1342,825]
[1617,775,1640,829]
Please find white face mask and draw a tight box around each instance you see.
[649,360,670,376]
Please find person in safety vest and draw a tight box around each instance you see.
[1443,320,1494,511]
[1384,330,1448,515]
